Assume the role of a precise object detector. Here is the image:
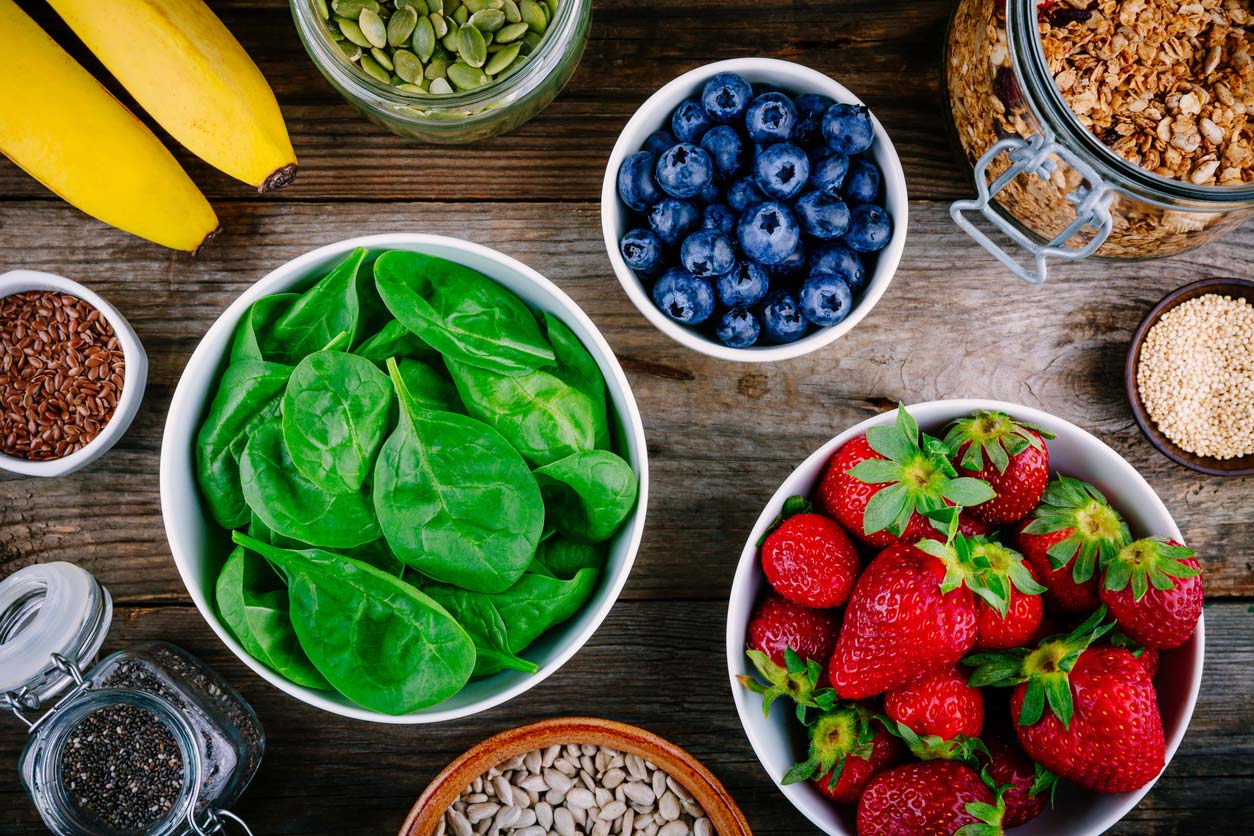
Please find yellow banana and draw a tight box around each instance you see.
[47,0,298,192]
[0,0,218,253]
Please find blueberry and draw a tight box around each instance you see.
[652,267,715,325]
[744,92,797,145]
[822,103,875,155]
[701,72,753,123]
[793,93,834,147]
[841,157,882,204]
[680,230,736,278]
[619,228,664,273]
[809,242,868,295]
[699,125,745,181]
[795,192,851,240]
[799,273,854,327]
[617,151,662,212]
[702,203,737,236]
[671,98,713,144]
[726,176,766,212]
[760,290,809,343]
[647,198,700,247]
[698,180,721,205]
[655,143,713,199]
[643,129,678,157]
[737,201,801,265]
[716,260,770,307]
[761,240,806,280]
[716,307,761,348]
[753,143,810,200]
[844,204,893,253]
[810,151,850,197]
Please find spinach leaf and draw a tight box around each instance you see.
[231,293,299,364]
[268,248,368,364]
[233,533,475,714]
[425,568,599,678]
[373,359,543,593]
[446,359,599,467]
[215,546,330,689]
[196,359,293,529]
[241,420,381,549]
[537,312,610,450]
[532,536,606,580]
[533,450,639,543]
[249,513,404,577]
[354,319,438,366]
[396,358,460,413]
[374,250,555,374]
[281,350,393,494]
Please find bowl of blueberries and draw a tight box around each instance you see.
[601,58,907,361]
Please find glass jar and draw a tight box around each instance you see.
[290,0,590,143]
[945,0,1254,283]
[1,562,263,836]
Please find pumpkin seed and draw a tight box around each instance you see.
[520,30,542,51]
[470,8,505,31]
[544,0,557,17]
[396,81,428,93]
[441,30,459,52]
[412,16,436,60]
[519,0,546,33]
[358,7,388,47]
[428,76,454,94]
[370,46,394,70]
[424,57,450,78]
[494,21,527,42]
[429,11,448,37]
[393,48,424,82]
[457,23,487,67]
[397,0,427,11]
[464,0,502,11]
[358,52,391,81]
[503,0,521,22]
[483,41,520,75]
[314,0,331,20]
[452,4,469,25]
[386,4,418,44]
[337,40,363,61]
[427,0,444,13]
[338,16,372,46]
[447,61,489,89]
[332,0,379,15]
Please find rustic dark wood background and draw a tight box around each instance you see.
[2,1,1252,833]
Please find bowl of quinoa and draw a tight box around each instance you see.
[1126,277,1254,476]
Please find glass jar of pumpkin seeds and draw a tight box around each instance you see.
[291,0,590,142]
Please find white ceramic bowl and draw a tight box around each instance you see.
[601,58,908,363]
[161,233,649,724]
[725,399,1203,835]
[0,270,147,477]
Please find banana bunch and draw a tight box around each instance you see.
[0,0,297,253]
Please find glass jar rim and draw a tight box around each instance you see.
[291,0,581,111]
[1008,0,1254,206]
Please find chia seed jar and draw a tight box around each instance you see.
[0,562,263,836]
[945,0,1254,283]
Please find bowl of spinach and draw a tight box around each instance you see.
[160,234,648,723]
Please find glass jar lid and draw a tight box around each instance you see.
[0,562,112,712]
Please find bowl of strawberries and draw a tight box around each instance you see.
[726,399,1204,836]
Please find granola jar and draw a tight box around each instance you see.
[1,562,262,836]
[946,0,1254,282]
[290,0,590,143]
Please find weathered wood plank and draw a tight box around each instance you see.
[0,199,1251,604]
[0,601,1248,835]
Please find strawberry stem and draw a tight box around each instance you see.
[1102,537,1199,601]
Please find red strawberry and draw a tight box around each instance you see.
[817,406,996,549]
[1108,630,1161,678]
[981,730,1050,827]
[747,591,840,669]
[971,539,1046,650]
[762,512,859,608]
[943,410,1054,526]
[856,760,1004,836]
[967,609,1166,794]
[1016,476,1130,616]
[1100,538,1203,649]
[828,526,1006,699]
[885,665,984,740]
[783,704,901,804]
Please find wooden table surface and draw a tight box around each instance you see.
[2,1,1252,834]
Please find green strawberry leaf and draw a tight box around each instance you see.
[846,458,903,484]
[755,494,815,546]
[1029,763,1058,805]
[1102,537,1199,601]
[941,477,998,506]
[862,482,910,535]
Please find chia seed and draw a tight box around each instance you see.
[60,704,186,832]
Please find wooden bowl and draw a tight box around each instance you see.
[1124,277,1254,477]
[399,718,753,836]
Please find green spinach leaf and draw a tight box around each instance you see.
[374,251,555,374]
[533,450,638,543]
[268,248,368,364]
[531,536,606,580]
[281,350,393,494]
[354,319,438,366]
[537,312,610,450]
[241,420,381,549]
[233,533,475,714]
[396,358,461,412]
[231,293,300,364]
[249,513,404,577]
[373,359,543,593]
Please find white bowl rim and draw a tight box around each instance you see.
[160,232,650,724]
[724,398,1204,835]
[599,57,909,363]
[0,269,148,477]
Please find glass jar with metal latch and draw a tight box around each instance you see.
[1,562,263,836]
[945,0,1254,283]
